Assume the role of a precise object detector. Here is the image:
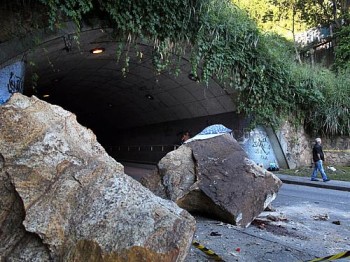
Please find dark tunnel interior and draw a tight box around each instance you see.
[22,27,243,163]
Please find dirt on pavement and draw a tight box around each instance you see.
[186,202,350,262]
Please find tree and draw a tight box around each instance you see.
[295,0,350,27]
[232,0,308,39]
[333,24,350,70]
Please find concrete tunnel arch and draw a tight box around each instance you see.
[0,23,288,168]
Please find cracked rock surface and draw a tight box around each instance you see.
[0,94,195,261]
[142,133,282,227]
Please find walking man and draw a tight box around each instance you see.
[311,138,330,182]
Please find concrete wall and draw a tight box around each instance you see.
[322,137,350,166]
[239,126,280,168]
[275,122,312,169]
[276,122,350,168]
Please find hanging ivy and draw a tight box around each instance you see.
[9,0,349,136]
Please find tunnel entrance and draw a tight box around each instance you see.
[1,23,287,167]
[17,26,240,163]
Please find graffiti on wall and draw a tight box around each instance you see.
[0,61,25,105]
[239,126,278,168]
[7,71,24,94]
[251,136,271,160]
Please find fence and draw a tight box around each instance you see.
[108,144,180,164]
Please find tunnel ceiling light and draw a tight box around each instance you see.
[90,47,105,54]
[145,94,154,100]
[43,94,50,98]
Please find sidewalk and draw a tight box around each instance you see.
[276,174,350,192]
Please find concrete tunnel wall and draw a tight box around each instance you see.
[106,111,285,168]
[107,111,248,164]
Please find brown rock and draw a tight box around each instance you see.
[143,133,282,227]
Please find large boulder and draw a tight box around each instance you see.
[0,94,195,261]
[141,133,282,227]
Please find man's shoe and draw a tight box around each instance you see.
[311,178,319,181]
[323,179,330,182]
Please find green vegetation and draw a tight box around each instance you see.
[276,166,350,181]
[304,68,350,136]
[232,0,350,71]
[231,0,308,39]
[232,0,350,38]
[2,0,350,137]
[231,0,350,136]
[334,25,350,71]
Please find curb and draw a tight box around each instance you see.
[276,174,350,192]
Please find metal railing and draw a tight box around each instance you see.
[108,144,180,153]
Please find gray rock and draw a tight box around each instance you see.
[142,133,282,228]
[0,94,195,261]
[140,146,195,202]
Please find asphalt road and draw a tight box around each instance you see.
[186,183,350,262]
